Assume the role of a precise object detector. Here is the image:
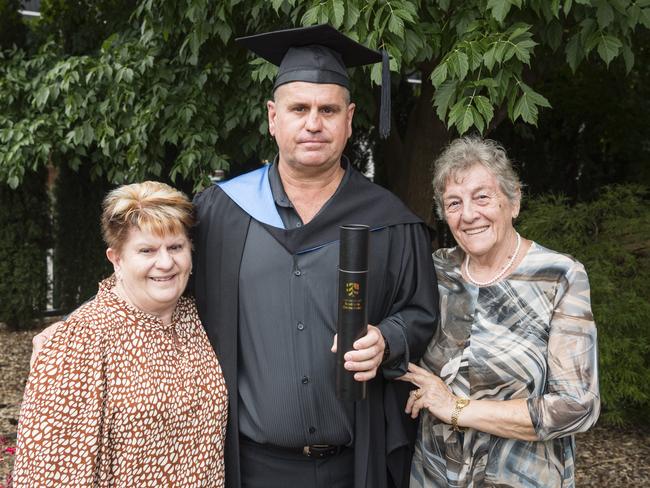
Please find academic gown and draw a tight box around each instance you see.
[191,163,438,488]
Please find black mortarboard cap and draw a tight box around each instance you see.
[236,24,391,138]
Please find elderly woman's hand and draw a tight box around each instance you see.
[398,362,457,423]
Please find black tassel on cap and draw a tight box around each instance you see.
[379,49,391,139]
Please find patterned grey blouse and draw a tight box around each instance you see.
[411,242,600,488]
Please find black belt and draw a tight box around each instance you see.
[300,444,347,459]
[240,436,347,459]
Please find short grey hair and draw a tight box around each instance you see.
[432,136,522,220]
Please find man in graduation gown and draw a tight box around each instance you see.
[192,25,439,488]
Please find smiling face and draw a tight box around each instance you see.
[267,81,355,174]
[442,163,520,262]
[106,227,192,322]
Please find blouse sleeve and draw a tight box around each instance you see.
[527,260,600,440]
[14,315,106,487]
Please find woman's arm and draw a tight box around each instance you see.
[526,260,600,440]
[399,260,600,442]
[14,315,106,487]
[455,398,537,440]
[30,298,95,367]
[399,363,538,441]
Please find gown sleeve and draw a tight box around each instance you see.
[14,314,107,487]
[526,260,600,440]
[377,223,439,379]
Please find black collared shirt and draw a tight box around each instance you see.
[235,161,433,448]
[237,162,355,447]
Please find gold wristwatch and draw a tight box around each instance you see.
[451,398,470,432]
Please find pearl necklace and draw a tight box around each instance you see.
[464,232,521,287]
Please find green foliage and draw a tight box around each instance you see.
[0,0,283,191]
[52,164,113,311]
[38,0,134,54]
[0,171,51,329]
[1,0,649,190]
[492,28,650,201]
[517,185,650,425]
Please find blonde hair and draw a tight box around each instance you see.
[432,136,522,221]
[101,181,195,251]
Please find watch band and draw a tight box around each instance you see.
[451,398,470,432]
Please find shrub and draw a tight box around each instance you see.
[52,164,112,312]
[0,0,27,50]
[0,170,50,329]
[517,184,650,426]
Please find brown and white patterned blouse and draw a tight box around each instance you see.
[13,276,228,487]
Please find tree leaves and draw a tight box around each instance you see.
[430,63,448,89]
[343,3,361,31]
[433,80,458,121]
[447,51,469,81]
[428,21,546,134]
[596,0,614,29]
[566,34,583,72]
[474,95,494,125]
[1,0,649,188]
[622,43,635,73]
[639,7,650,29]
[511,82,551,125]
[302,0,346,29]
[488,0,514,22]
[331,0,345,29]
[301,4,320,26]
[597,34,622,66]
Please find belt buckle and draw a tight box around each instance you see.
[302,444,335,458]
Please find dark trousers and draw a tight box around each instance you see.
[239,437,355,488]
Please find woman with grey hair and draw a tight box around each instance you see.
[398,136,600,487]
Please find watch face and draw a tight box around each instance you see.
[459,398,470,408]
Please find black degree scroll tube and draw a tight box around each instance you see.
[336,224,369,402]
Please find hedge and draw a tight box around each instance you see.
[52,164,113,312]
[517,184,650,425]
[0,170,50,328]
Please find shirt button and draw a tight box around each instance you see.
[294,269,302,276]
[297,322,305,331]
[301,376,309,384]
[296,222,302,228]
[308,426,316,434]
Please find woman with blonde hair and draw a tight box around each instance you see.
[14,181,228,487]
